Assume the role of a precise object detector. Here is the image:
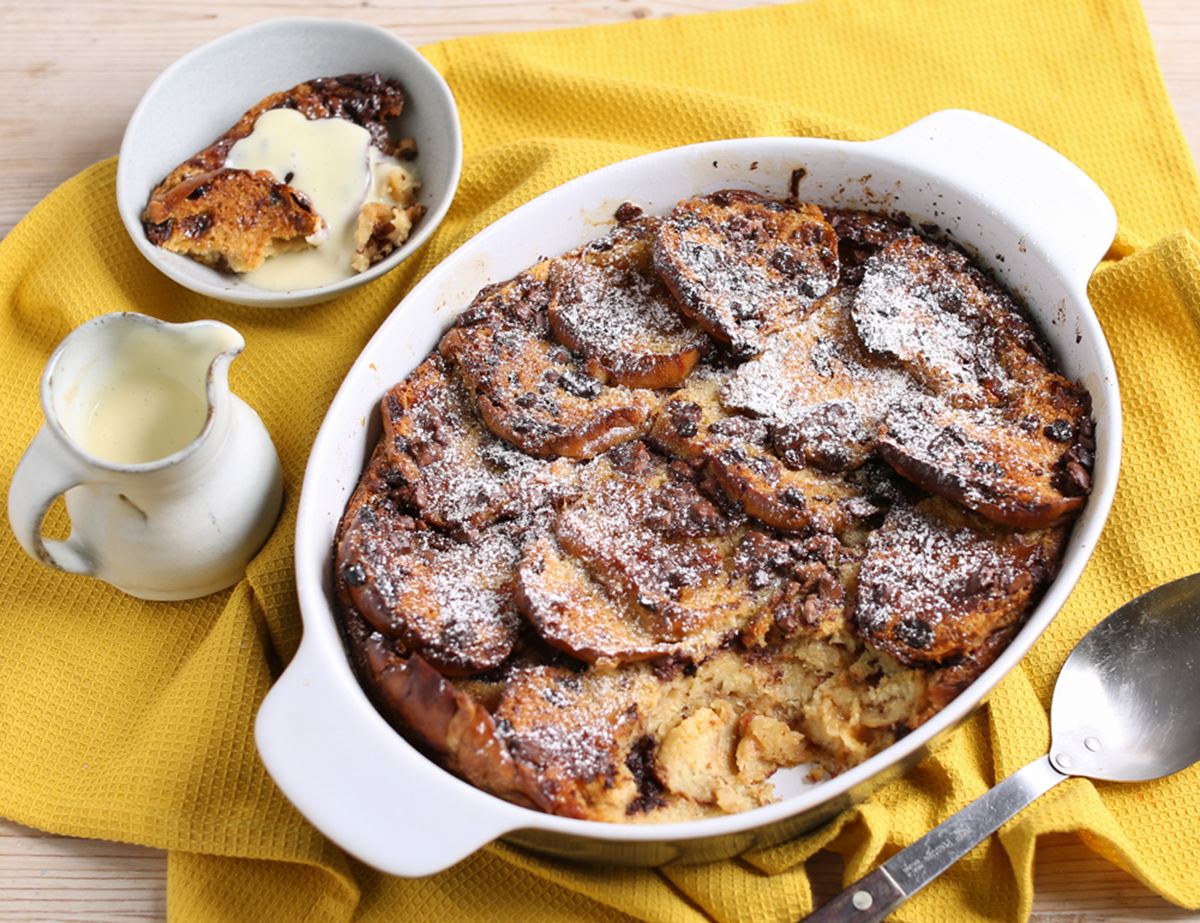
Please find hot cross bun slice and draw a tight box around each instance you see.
[853,496,1065,667]
[722,288,911,472]
[380,354,578,539]
[336,455,523,675]
[653,190,839,356]
[650,369,882,535]
[547,213,710,389]
[516,442,778,663]
[441,269,659,459]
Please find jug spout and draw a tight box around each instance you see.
[186,320,246,405]
[192,320,246,366]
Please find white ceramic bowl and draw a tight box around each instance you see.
[257,111,1120,875]
[115,18,462,308]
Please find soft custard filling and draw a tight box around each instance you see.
[224,108,418,291]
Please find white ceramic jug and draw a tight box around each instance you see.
[8,312,284,600]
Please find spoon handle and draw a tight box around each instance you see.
[805,754,1068,922]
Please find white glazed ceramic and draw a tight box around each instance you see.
[257,111,1121,875]
[115,18,463,308]
[8,313,284,601]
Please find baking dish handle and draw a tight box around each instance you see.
[255,639,521,876]
[870,109,1117,289]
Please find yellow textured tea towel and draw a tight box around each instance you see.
[2,1,1200,921]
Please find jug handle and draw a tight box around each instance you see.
[8,426,97,575]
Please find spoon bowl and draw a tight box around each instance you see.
[809,572,1200,921]
[1051,572,1200,782]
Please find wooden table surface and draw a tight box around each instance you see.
[0,2,1197,921]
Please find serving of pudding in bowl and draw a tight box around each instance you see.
[142,74,426,292]
[115,18,462,307]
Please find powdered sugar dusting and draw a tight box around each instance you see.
[850,235,1007,403]
[497,664,654,783]
[723,288,913,433]
[654,192,839,355]
[383,357,576,536]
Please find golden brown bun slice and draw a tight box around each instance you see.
[649,369,883,535]
[879,394,1090,530]
[722,288,911,472]
[335,444,523,675]
[441,269,659,459]
[493,664,661,819]
[143,74,410,272]
[379,354,578,539]
[547,214,710,389]
[652,191,839,356]
[853,497,1065,667]
[854,235,1095,527]
[516,442,785,663]
[143,168,323,272]
[851,234,1044,407]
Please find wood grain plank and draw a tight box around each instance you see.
[0,0,786,237]
[0,2,1197,922]
[0,819,165,922]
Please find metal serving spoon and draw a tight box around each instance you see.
[807,572,1200,922]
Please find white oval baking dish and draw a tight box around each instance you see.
[256,110,1120,876]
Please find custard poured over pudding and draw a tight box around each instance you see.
[142,74,424,291]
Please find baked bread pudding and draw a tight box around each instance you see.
[142,73,424,290]
[333,193,1094,822]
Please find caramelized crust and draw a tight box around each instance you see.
[149,74,407,199]
[879,395,1089,529]
[143,74,410,272]
[361,638,544,810]
[380,355,578,539]
[826,209,912,285]
[653,191,839,356]
[853,497,1065,667]
[442,270,659,459]
[708,436,883,535]
[548,216,710,388]
[337,487,522,676]
[853,235,1095,527]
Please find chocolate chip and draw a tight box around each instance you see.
[964,566,998,596]
[625,736,666,814]
[614,201,644,224]
[896,616,935,649]
[557,369,602,399]
[179,213,213,239]
[343,563,367,587]
[144,219,174,245]
[781,487,807,508]
[667,401,701,438]
[1043,420,1073,442]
